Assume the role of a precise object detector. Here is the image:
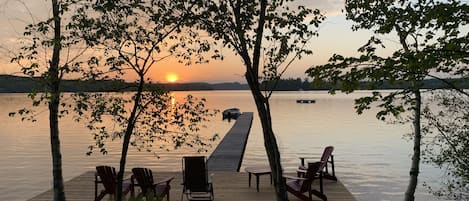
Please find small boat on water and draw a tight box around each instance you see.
[222,108,241,120]
[296,99,316,104]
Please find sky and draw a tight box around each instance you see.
[0,0,413,83]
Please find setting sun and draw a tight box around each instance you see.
[166,73,179,83]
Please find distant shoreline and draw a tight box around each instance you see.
[0,74,467,93]
[0,74,250,93]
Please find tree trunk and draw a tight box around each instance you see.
[256,101,288,201]
[50,0,66,200]
[404,89,421,201]
[115,77,145,201]
[242,0,288,196]
[49,87,66,201]
[246,73,288,201]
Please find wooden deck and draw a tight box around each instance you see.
[29,112,356,201]
[29,171,356,201]
[207,112,253,172]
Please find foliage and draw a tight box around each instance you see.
[422,90,469,200]
[70,1,218,200]
[308,0,468,91]
[195,0,324,200]
[72,0,215,76]
[197,0,324,89]
[70,0,218,153]
[8,1,90,200]
[308,0,445,129]
[260,78,311,91]
[122,191,163,201]
[9,0,88,120]
[307,0,468,200]
[95,188,164,201]
[73,92,218,155]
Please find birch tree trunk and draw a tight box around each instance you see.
[50,0,66,200]
[405,89,422,201]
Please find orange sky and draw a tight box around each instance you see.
[142,51,246,84]
[0,0,402,84]
[135,13,398,84]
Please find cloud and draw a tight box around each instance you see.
[0,1,52,75]
[292,0,345,16]
[0,0,50,49]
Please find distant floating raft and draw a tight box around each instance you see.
[296,99,316,104]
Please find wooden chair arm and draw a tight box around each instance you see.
[209,173,215,183]
[94,172,101,183]
[124,174,133,181]
[298,156,318,166]
[155,176,174,185]
[298,156,317,160]
[299,155,335,163]
[283,175,307,181]
[297,168,307,173]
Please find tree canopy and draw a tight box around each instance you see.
[195,0,324,200]
[69,1,219,200]
[307,0,468,200]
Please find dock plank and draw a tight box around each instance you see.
[207,112,253,172]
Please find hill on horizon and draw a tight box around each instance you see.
[0,74,467,93]
[0,75,249,93]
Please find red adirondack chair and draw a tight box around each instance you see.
[285,162,327,201]
[298,146,337,181]
[94,166,132,201]
[131,167,174,201]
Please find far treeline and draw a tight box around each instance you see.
[261,78,469,91]
[0,75,467,93]
[0,75,249,92]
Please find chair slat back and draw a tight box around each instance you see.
[183,156,208,192]
[319,146,334,169]
[132,167,154,195]
[302,162,322,192]
[96,166,117,194]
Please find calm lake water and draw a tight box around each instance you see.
[0,90,444,201]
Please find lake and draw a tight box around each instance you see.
[0,90,443,201]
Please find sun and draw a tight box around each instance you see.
[166,73,179,83]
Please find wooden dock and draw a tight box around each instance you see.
[207,112,253,172]
[28,111,357,201]
[29,171,356,201]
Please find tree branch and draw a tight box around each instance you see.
[427,74,469,97]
